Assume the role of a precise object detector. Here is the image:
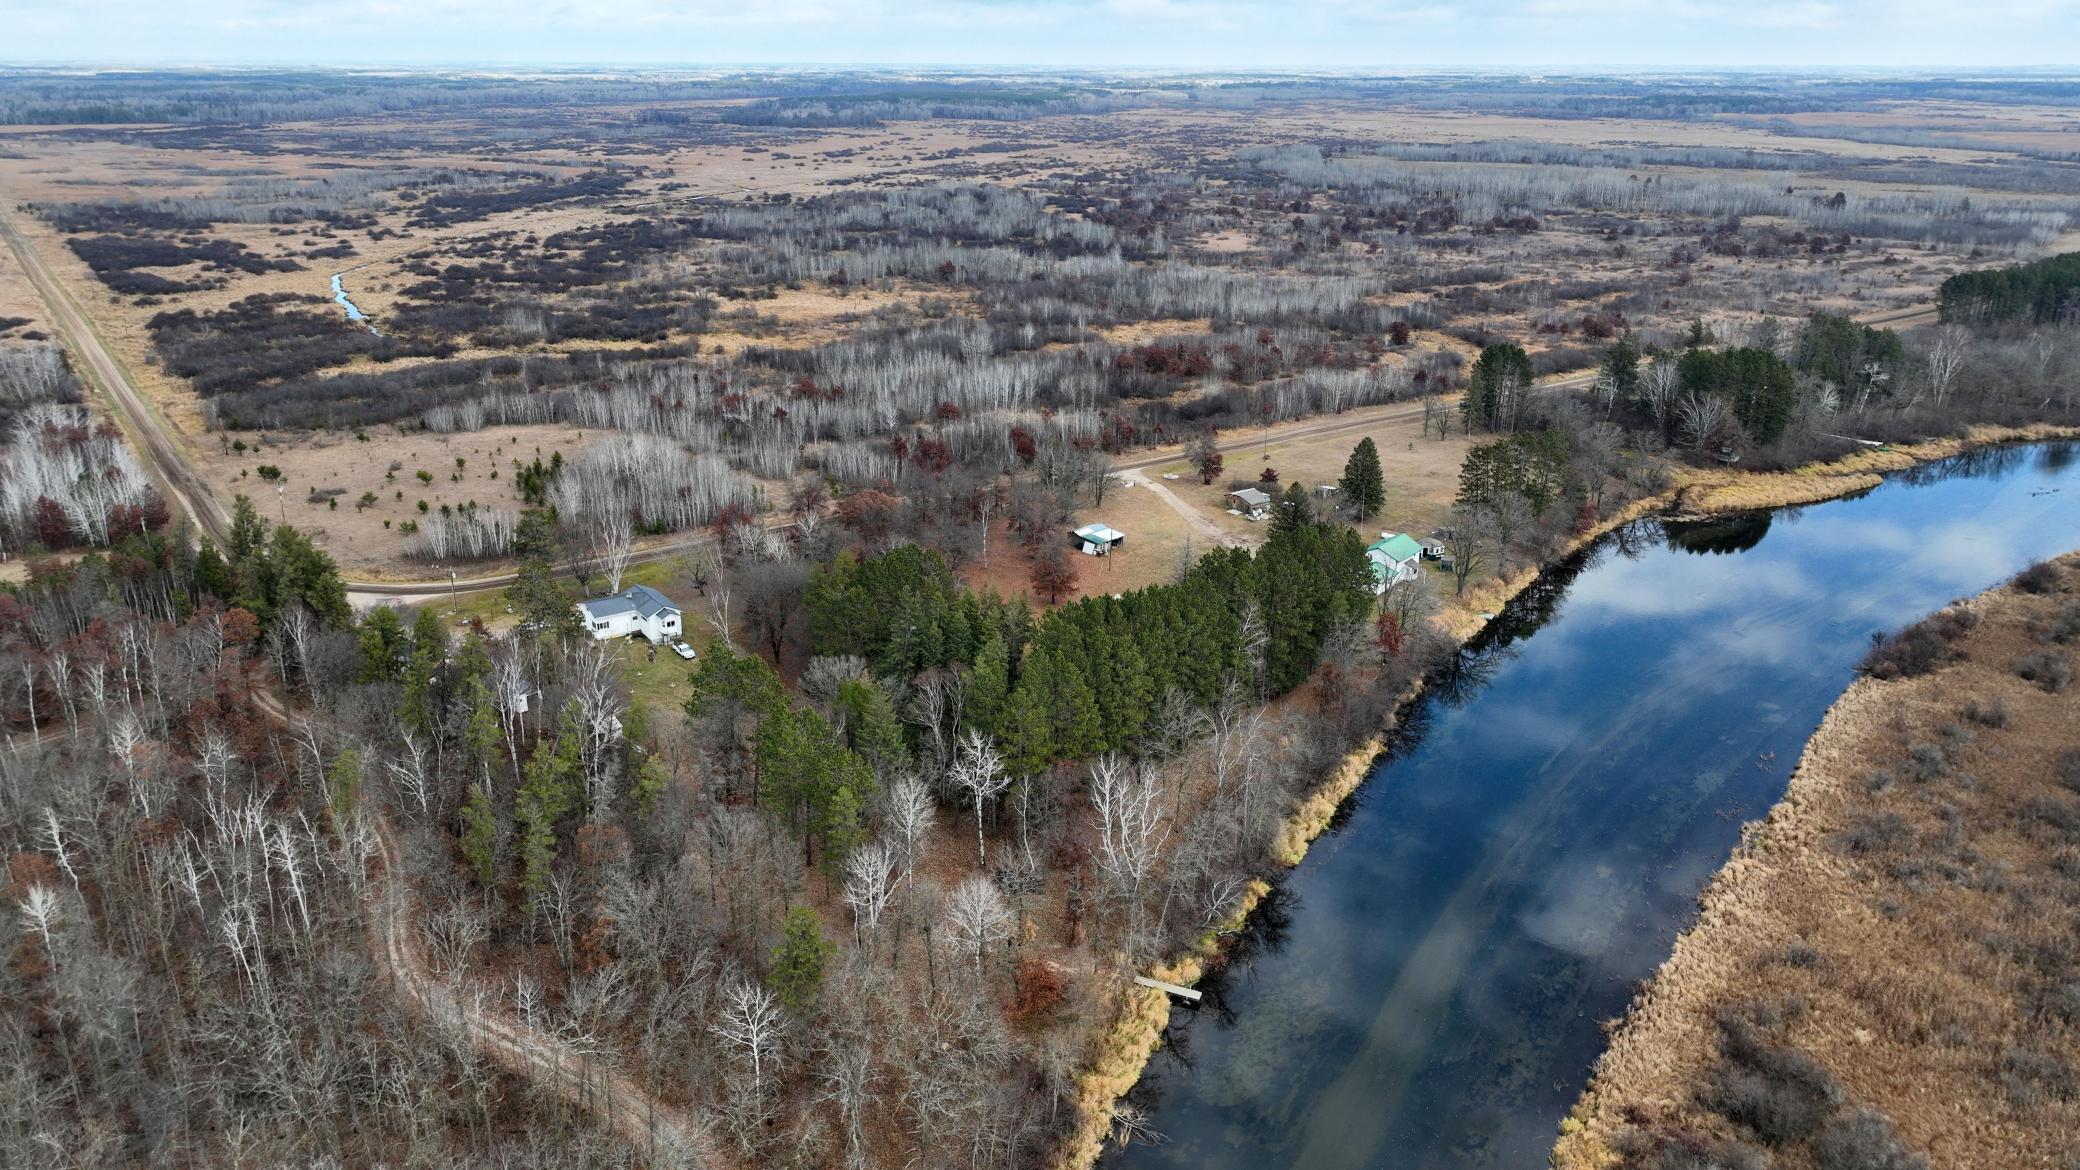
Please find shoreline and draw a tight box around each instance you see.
[1552,548,2080,1168]
[1053,421,2080,1170]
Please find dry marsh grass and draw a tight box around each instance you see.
[1672,424,2080,515]
[1554,553,2080,1170]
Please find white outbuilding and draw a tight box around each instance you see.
[1072,522,1127,555]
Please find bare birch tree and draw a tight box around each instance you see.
[842,839,896,944]
[941,874,1013,983]
[591,507,635,595]
[1087,754,1169,936]
[886,774,935,886]
[948,730,1010,868]
[712,978,782,1101]
[1924,323,1970,410]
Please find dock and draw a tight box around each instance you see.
[1132,975,1202,1002]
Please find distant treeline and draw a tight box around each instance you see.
[1939,251,2080,326]
[719,87,1138,127]
[0,69,1138,127]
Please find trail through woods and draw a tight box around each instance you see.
[248,690,702,1163]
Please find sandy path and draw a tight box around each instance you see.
[366,815,703,1162]
[247,690,701,1162]
[1116,468,1249,548]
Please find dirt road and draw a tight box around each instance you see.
[0,207,233,547]
[366,815,703,1162]
[246,690,699,1161]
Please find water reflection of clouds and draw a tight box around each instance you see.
[1563,555,1819,620]
[1119,448,2080,1170]
[1517,855,1626,960]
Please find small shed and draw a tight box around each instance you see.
[1226,487,1272,520]
[1417,536,1447,560]
[1367,533,1425,593]
[1072,523,1126,555]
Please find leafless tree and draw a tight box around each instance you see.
[1486,491,1536,577]
[1087,754,1169,937]
[739,561,807,664]
[1592,370,1621,418]
[1638,357,1681,432]
[948,730,1009,868]
[1676,390,1732,449]
[591,507,635,595]
[903,668,965,766]
[17,884,61,970]
[1442,506,1491,595]
[712,978,783,1101]
[385,731,434,819]
[1382,574,1440,634]
[815,1027,878,1170]
[885,774,935,885]
[569,644,627,822]
[941,874,1013,983]
[707,586,736,651]
[1924,323,1970,410]
[842,839,896,945]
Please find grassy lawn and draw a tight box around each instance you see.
[605,634,704,717]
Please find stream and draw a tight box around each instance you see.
[331,271,379,335]
[1110,442,2080,1170]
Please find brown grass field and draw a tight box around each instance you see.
[1,87,2057,573]
[1555,554,2080,1170]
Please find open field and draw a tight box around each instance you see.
[4,71,2073,577]
[1555,554,2080,1170]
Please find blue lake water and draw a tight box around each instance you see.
[1110,442,2080,1170]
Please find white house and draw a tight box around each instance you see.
[576,585,683,644]
[1367,533,1424,594]
[1072,522,1126,555]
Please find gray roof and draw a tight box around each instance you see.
[1229,487,1271,506]
[578,584,679,621]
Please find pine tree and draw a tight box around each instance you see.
[504,509,580,642]
[1601,336,1640,404]
[767,907,835,1015]
[1270,482,1313,535]
[460,785,499,887]
[836,677,910,781]
[327,748,363,828]
[964,631,1011,736]
[1464,342,1535,432]
[1338,437,1386,520]
[516,704,583,900]
[998,670,1055,776]
[399,612,447,735]
[631,753,669,815]
[357,606,410,683]
[756,705,875,869]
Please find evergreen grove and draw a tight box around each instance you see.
[1938,251,2080,326]
[781,518,1375,785]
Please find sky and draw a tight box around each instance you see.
[3,0,2078,69]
